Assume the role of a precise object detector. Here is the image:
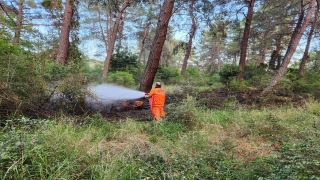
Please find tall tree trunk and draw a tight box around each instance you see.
[181,0,196,76]
[259,47,266,65]
[138,21,151,62]
[259,32,268,65]
[261,0,316,96]
[117,12,127,51]
[269,36,283,70]
[237,0,255,81]
[13,0,23,44]
[101,0,130,81]
[298,1,319,77]
[209,40,220,74]
[217,37,222,71]
[209,46,216,73]
[233,54,237,64]
[56,0,74,65]
[139,0,175,92]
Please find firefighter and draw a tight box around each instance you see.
[145,82,166,122]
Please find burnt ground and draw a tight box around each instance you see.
[0,88,316,123]
[98,89,314,121]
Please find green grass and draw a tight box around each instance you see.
[1,98,320,179]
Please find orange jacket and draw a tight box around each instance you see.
[149,88,166,107]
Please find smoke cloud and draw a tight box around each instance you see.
[85,84,145,111]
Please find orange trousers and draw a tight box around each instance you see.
[151,106,165,120]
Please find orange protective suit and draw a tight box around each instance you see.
[148,87,166,121]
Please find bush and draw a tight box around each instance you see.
[184,67,219,87]
[166,96,199,128]
[242,65,268,88]
[219,64,241,84]
[229,79,249,91]
[285,68,299,82]
[292,71,320,94]
[109,50,138,73]
[104,71,135,88]
[109,50,139,83]
[156,66,182,85]
[0,38,47,119]
[83,62,103,83]
[44,62,73,81]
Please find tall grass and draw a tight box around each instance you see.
[1,98,320,179]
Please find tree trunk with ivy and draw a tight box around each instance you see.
[139,0,175,92]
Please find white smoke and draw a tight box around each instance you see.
[85,84,145,111]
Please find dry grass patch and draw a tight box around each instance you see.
[200,122,270,161]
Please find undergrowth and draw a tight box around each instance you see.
[1,99,320,179]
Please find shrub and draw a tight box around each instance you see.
[219,64,241,84]
[183,67,219,87]
[104,71,135,88]
[0,38,46,119]
[229,79,249,91]
[109,50,138,73]
[285,68,299,82]
[166,96,199,128]
[44,61,73,81]
[292,71,320,94]
[242,65,268,88]
[83,62,103,83]
[156,66,182,85]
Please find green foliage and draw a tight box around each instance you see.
[0,117,54,180]
[110,50,138,73]
[44,61,73,81]
[156,122,187,141]
[83,62,103,83]
[156,66,182,85]
[229,79,249,91]
[1,100,320,179]
[0,38,46,119]
[285,68,299,82]
[184,67,219,87]
[219,64,241,83]
[292,71,320,94]
[166,96,199,128]
[104,71,135,88]
[243,65,268,87]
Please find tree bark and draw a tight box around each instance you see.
[138,21,151,63]
[217,37,222,71]
[298,1,319,77]
[56,0,74,65]
[101,0,130,81]
[209,45,216,73]
[181,0,196,76]
[139,0,175,92]
[269,36,283,70]
[117,12,127,51]
[13,0,23,44]
[237,0,255,81]
[261,0,316,96]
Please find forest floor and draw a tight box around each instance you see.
[100,89,315,121]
